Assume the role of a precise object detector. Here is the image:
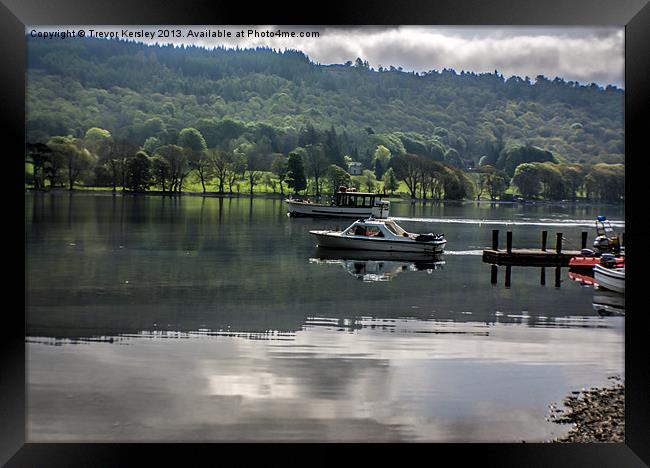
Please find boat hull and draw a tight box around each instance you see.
[286,200,388,218]
[593,265,625,293]
[569,256,624,269]
[311,232,446,254]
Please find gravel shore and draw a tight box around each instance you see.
[549,378,624,443]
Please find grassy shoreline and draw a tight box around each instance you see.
[25,186,625,206]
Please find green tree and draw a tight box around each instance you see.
[512,163,541,199]
[143,137,163,155]
[286,151,307,194]
[305,144,328,196]
[443,148,463,168]
[390,154,423,198]
[326,164,351,194]
[562,164,586,200]
[155,144,188,193]
[151,155,171,192]
[536,162,566,200]
[177,128,209,192]
[271,153,288,196]
[85,127,111,142]
[178,127,207,152]
[361,169,378,192]
[262,173,277,193]
[584,163,624,202]
[47,136,96,190]
[126,151,153,192]
[26,142,53,189]
[497,144,555,177]
[478,165,509,200]
[142,117,166,141]
[382,167,399,195]
[373,144,391,179]
[208,149,231,194]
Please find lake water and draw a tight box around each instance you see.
[25,193,625,442]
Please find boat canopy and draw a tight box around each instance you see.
[335,191,378,208]
[343,219,409,238]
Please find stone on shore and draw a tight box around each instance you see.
[550,381,624,443]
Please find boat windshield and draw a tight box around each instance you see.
[383,220,407,236]
[345,224,384,237]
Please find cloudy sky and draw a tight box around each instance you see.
[34,26,624,87]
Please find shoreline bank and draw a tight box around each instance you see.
[24,188,624,207]
[550,379,624,443]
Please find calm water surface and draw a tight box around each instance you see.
[26,193,625,442]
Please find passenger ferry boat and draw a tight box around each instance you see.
[286,187,390,219]
[310,218,446,254]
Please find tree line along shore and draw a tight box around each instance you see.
[26,38,623,203]
[25,127,624,203]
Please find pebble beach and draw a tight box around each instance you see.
[550,379,624,443]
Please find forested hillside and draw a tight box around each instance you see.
[25,37,625,202]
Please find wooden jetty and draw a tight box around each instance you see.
[483,229,590,266]
[482,248,582,266]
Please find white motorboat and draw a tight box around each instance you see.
[593,264,625,293]
[287,187,390,219]
[309,218,446,254]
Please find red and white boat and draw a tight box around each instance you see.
[569,256,624,269]
[568,270,597,286]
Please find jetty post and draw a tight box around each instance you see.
[581,231,588,249]
[482,229,580,266]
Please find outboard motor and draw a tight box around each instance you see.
[415,232,445,242]
[372,200,390,219]
[600,253,617,268]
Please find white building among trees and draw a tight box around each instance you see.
[348,161,362,175]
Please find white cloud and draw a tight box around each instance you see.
[32,26,624,87]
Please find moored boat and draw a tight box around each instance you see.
[286,187,390,219]
[309,218,446,254]
[568,270,597,286]
[593,264,625,294]
[569,255,624,269]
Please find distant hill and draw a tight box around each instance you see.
[26,37,624,167]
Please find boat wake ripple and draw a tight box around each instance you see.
[391,217,625,228]
[443,250,484,256]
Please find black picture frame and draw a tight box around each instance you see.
[6,0,648,465]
